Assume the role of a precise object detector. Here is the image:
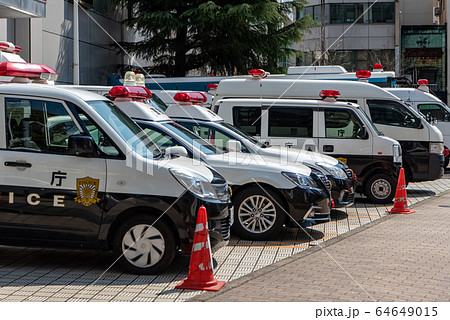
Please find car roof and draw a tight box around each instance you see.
[216,97,359,108]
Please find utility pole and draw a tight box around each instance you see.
[73,0,80,84]
[320,0,326,65]
[394,0,401,76]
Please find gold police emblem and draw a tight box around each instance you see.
[74,177,100,207]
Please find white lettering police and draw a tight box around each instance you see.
[8,192,66,207]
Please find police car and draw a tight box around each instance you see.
[106,86,332,240]
[0,60,231,274]
[163,93,356,208]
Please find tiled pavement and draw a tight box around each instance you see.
[0,174,449,302]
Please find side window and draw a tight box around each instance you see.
[232,107,261,136]
[268,107,313,137]
[68,103,120,157]
[324,109,367,139]
[143,128,180,150]
[418,104,450,122]
[179,122,250,153]
[367,100,418,128]
[5,98,81,153]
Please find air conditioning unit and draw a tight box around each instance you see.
[434,6,442,16]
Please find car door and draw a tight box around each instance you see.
[263,105,320,151]
[317,107,372,175]
[417,103,450,147]
[0,96,107,242]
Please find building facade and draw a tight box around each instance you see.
[0,0,133,85]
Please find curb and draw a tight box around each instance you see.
[189,188,450,302]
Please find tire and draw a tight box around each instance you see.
[113,215,177,275]
[364,173,396,204]
[232,186,285,240]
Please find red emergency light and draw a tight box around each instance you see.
[109,86,152,99]
[373,63,383,71]
[418,79,429,86]
[207,83,218,89]
[173,92,207,104]
[356,70,372,79]
[320,90,341,99]
[0,41,22,53]
[249,69,268,78]
[0,62,57,79]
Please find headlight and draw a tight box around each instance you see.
[430,142,444,154]
[282,171,318,188]
[316,162,347,179]
[393,144,402,164]
[170,168,229,203]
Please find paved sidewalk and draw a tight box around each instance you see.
[191,190,450,302]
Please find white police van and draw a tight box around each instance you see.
[212,88,402,204]
[213,73,444,187]
[386,81,450,168]
[0,61,231,274]
[107,87,332,240]
[163,94,357,208]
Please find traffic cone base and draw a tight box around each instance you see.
[386,168,415,214]
[175,205,226,291]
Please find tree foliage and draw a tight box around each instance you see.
[113,0,313,76]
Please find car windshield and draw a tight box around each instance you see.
[87,100,162,158]
[148,93,168,112]
[162,122,222,155]
[220,122,266,147]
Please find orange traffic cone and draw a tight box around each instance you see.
[175,206,226,291]
[386,168,415,214]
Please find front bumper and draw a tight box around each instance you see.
[280,186,331,225]
[330,176,356,208]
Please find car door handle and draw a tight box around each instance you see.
[285,142,293,148]
[323,145,334,152]
[5,161,32,168]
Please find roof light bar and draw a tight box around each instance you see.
[320,90,341,98]
[207,83,218,89]
[418,79,429,86]
[0,41,22,53]
[249,69,268,79]
[0,62,57,80]
[173,92,207,104]
[109,86,152,99]
[356,70,372,79]
[373,63,384,72]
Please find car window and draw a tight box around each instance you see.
[232,106,261,136]
[179,121,250,153]
[367,99,418,128]
[268,107,313,137]
[324,109,367,139]
[5,98,81,153]
[418,104,450,122]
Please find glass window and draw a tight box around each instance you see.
[148,93,168,112]
[367,100,419,128]
[370,3,395,23]
[179,122,250,153]
[268,107,313,137]
[418,104,450,122]
[330,4,364,24]
[5,98,81,153]
[325,109,367,139]
[232,107,261,136]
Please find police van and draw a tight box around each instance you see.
[386,81,450,168]
[0,61,232,274]
[213,73,444,187]
[163,94,357,208]
[212,89,402,204]
[107,87,333,240]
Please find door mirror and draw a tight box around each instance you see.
[68,135,96,157]
[164,146,188,158]
[415,117,423,128]
[226,140,242,153]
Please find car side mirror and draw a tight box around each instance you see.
[164,146,188,158]
[68,135,96,157]
[226,140,242,152]
[415,117,423,128]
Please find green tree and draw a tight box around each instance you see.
[114,0,313,76]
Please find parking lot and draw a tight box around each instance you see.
[0,172,449,302]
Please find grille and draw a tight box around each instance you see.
[320,176,332,191]
[220,216,231,241]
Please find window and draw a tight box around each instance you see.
[330,4,363,24]
[148,93,168,112]
[268,107,313,137]
[370,3,395,23]
[367,100,419,128]
[179,122,250,153]
[5,98,81,153]
[324,109,367,139]
[232,107,261,136]
[418,104,450,122]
